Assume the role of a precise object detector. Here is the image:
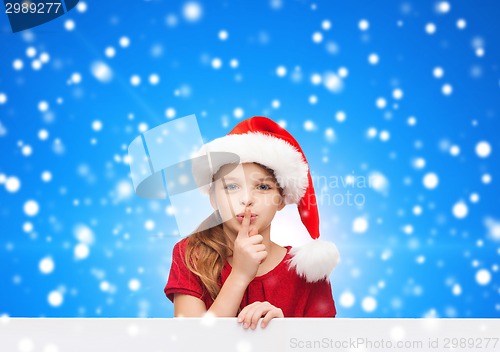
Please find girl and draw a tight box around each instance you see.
[164,116,340,329]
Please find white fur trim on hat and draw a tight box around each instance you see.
[195,132,309,204]
[287,240,340,282]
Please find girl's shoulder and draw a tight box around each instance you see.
[175,236,190,249]
[171,237,187,253]
[171,237,194,261]
[172,236,202,266]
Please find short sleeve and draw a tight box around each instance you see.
[164,239,205,303]
[303,279,337,317]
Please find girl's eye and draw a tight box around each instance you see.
[257,184,271,191]
[224,183,239,190]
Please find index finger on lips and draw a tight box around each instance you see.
[237,207,251,238]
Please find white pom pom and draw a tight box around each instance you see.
[288,239,340,282]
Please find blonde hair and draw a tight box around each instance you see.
[183,163,283,301]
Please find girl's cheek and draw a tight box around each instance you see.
[227,197,240,207]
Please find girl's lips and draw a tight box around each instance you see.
[236,215,257,224]
[236,212,257,217]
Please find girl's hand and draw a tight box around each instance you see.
[231,207,267,284]
[237,301,284,330]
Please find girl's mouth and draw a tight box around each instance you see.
[236,214,257,224]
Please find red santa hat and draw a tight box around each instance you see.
[195,116,340,282]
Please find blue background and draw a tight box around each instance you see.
[0,0,499,318]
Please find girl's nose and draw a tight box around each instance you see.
[240,199,254,206]
[239,188,254,206]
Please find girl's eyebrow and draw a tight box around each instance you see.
[220,176,275,183]
[220,176,240,181]
[256,176,275,182]
[254,176,278,185]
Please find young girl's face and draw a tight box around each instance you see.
[211,162,285,235]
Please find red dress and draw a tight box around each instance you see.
[164,237,336,317]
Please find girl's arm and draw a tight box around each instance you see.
[173,273,248,317]
[206,272,249,316]
[303,279,336,317]
[207,207,268,316]
[173,294,206,317]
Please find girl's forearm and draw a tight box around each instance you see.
[207,272,249,317]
